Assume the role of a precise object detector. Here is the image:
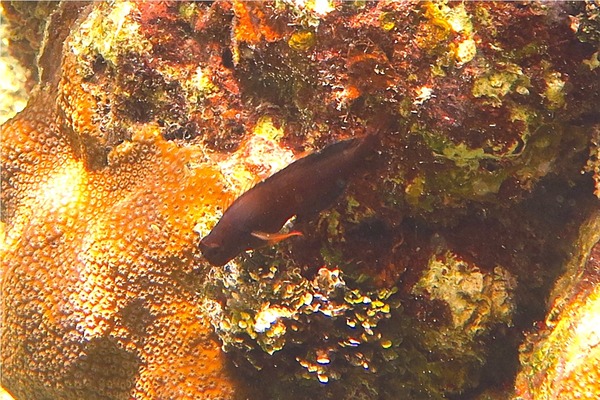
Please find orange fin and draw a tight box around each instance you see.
[251,230,303,245]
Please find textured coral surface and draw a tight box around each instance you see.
[1,1,599,399]
[1,90,243,399]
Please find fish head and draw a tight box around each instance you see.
[199,236,233,266]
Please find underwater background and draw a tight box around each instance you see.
[1,1,599,399]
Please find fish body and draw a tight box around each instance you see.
[200,134,377,266]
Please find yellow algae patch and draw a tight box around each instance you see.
[543,71,566,110]
[187,66,218,98]
[472,64,530,107]
[288,30,316,51]
[423,1,473,34]
[415,251,515,333]
[253,116,285,142]
[71,1,151,66]
[453,38,477,66]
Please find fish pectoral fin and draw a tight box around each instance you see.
[251,230,303,245]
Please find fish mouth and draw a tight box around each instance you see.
[199,239,230,266]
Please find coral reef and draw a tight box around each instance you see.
[1,1,599,399]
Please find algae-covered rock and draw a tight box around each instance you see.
[515,211,600,400]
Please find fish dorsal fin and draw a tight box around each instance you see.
[220,189,237,213]
[241,173,263,195]
[220,173,263,211]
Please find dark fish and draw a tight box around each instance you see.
[199,133,377,266]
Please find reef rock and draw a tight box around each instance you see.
[515,212,600,400]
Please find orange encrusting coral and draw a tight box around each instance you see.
[232,1,286,45]
[57,51,110,167]
[1,84,242,399]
